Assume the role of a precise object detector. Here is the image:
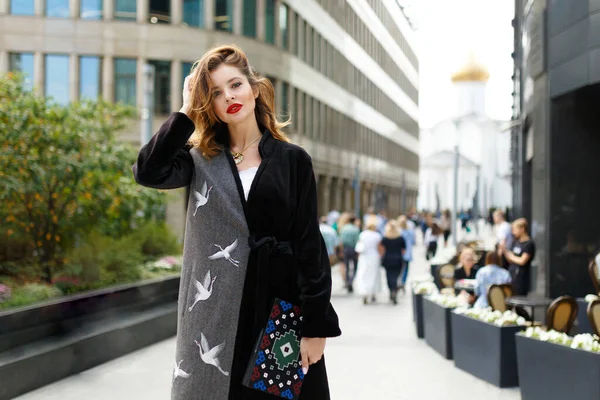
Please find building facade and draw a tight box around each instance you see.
[512,0,600,298]
[0,0,419,237]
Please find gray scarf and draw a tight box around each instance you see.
[171,148,250,400]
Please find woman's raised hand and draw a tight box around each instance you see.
[180,75,192,115]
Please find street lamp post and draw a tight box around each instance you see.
[452,143,460,247]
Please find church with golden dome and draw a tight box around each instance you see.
[418,52,512,215]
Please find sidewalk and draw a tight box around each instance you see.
[16,234,519,400]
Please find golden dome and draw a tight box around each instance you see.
[451,53,490,83]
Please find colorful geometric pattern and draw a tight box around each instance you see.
[243,299,304,399]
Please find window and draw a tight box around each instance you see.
[79,56,102,99]
[294,14,300,57]
[281,82,289,116]
[148,60,172,115]
[114,58,137,105]
[8,53,34,91]
[214,0,233,32]
[279,3,288,49]
[46,0,69,17]
[149,0,170,23]
[265,0,275,44]
[242,0,256,38]
[45,54,70,105]
[114,0,136,20]
[81,0,102,19]
[305,25,312,65]
[10,0,34,15]
[183,0,204,27]
[182,62,194,87]
[304,95,312,137]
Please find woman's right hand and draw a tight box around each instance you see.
[180,75,192,115]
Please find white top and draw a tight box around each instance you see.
[357,230,383,257]
[238,167,258,200]
[424,228,439,244]
[495,221,511,242]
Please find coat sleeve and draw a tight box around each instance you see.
[293,151,342,338]
[132,112,195,189]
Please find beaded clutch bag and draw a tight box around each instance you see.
[242,299,304,399]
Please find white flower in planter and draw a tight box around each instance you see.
[585,294,600,303]
[428,293,467,308]
[455,306,526,326]
[414,281,438,295]
[571,333,600,353]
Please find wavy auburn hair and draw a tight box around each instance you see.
[187,44,290,158]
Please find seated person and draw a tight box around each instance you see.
[454,247,480,280]
[472,251,512,308]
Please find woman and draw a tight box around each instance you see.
[378,221,406,304]
[503,218,536,295]
[353,216,384,305]
[454,247,480,280]
[440,209,452,247]
[471,251,511,308]
[397,215,414,292]
[133,45,341,400]
[424,222,441,261]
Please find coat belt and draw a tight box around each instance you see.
[248,235,293,333]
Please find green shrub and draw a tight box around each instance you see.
[129,221,182,261]
[65,231,143,286]
[0,283,62,309]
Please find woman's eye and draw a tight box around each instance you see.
[232,82,241,88]
[213,91,221,97]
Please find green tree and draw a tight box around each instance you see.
[0,73,167,282]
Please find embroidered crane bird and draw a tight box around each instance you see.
[193,182,213,216]
[172,360,191,382]
[195,333,229,376]
[208,239,240,266]
[188,270,217,311]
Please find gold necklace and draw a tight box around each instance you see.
[230,135,261,165]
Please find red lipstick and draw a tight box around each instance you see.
[227,103,242,114]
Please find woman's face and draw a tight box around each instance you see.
[512,224,523,238]
[208,64,257,125]
[461,252,475,268]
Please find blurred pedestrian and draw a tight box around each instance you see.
[339,214,360,293]
[397,215,414,292]
[354,216,383,304]
[378,221,406,304]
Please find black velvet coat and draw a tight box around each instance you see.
[133,112,341,399]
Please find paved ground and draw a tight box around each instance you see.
[16,225,520,400]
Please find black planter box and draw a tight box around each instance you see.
[516,334,600,400]
[412,292,425,338]
[0,276,180,353]
[0,276,180,400]
[574,298,594,335]
[423,297,454,359]
[451,312,525,387]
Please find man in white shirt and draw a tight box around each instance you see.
[493,210,512,250]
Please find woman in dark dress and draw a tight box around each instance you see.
[378,221,406,305]
[133,45,341,400]
[454,247,480,280]
[503,218,536,295]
